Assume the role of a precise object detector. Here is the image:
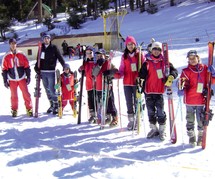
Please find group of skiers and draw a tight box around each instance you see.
[61,40,86,60]
[1,34,215,146]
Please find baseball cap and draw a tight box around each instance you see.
[187,50,197,57]
[9,38,17,44]
[42,34,51,39]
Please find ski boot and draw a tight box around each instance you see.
[197,130,203,146]
[147,123,159,139]
[187,130,196,147]
[52,102,59,115]
[11,110,17,117]
[127,113,137,130]
[26,109,33,117]
[109,116,118,127]
[105,114,112,124]
[88,112,97,124]
[47,101,54,114]
[159,124,166,141]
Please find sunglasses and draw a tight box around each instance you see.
[86,52,92,55]
[152,47,162,51]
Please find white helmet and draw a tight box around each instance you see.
[151,41,162,50]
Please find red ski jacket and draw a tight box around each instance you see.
[61,73,75,100]
[139,54,178,94]
[2,50,30,81]
[95,60,110,91]
[180,63,215,106]
[118,52,145,86]
[79,58,95,91]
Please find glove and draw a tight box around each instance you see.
[177,90,184,97]
[136,77,144,88]
[165,75,174,87]
[103,69,117,77]
[97,58,105,66]
[136,77,144,93]
[54,84,60,90]
[78,66,84,73]
[208,65,215,77]
[34,66,40,74]
[4,81,9,89]
[74,83,79,89]
[26,77,31,85]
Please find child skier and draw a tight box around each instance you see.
[92,49,118,127]
[138,41,178,141]
[78,46,96,123]
[178,50,215,146]
[57,63,77,116]
[117,36,145,130]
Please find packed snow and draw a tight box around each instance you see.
[0,1,215,178]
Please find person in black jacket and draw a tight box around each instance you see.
[34,34,65,115]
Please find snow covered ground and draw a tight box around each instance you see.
[1,1,215,178]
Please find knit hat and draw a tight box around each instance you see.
[63,63,71,70]
[187,50,197,57]
[9,38,17,44]
[151,41,162,50]
[125,36,137,46]
[95,48,106,54]
[86,46,94,51]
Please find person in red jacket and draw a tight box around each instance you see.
[92,49,118,127]
[139,41,178,141]
[78,46,96,123]
[117,36,145,130]
[178,50,215,146]
[1,38,33,117]
[59,63,77,115]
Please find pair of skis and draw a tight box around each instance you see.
[99,51,115,129]
[162,43,177,144]
[134,42,144,135]
[202,41,214,149]
[34,42,42,118]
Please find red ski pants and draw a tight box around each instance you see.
[62,100,74,110]
[9,79,32,110]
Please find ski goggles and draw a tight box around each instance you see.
[152,47,162,51]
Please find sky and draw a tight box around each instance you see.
[0,1,215,178]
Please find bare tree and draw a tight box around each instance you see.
[170,0,175,6]
[87,0,92,16]
[140,0,146,13]
[38,0,42,23]
[136,0,139,8]
[51,0,57,18]
[129,0,134,11]
[118,0,121,8]
[114,0,118,12]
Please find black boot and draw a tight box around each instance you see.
[47,101,54,114]
[52,101,58,115]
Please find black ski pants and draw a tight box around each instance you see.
[145,93,166,125]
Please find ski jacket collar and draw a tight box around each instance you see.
[146,54,163,62]
[188,63,204,72]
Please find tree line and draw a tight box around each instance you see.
[0,0,214,40]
